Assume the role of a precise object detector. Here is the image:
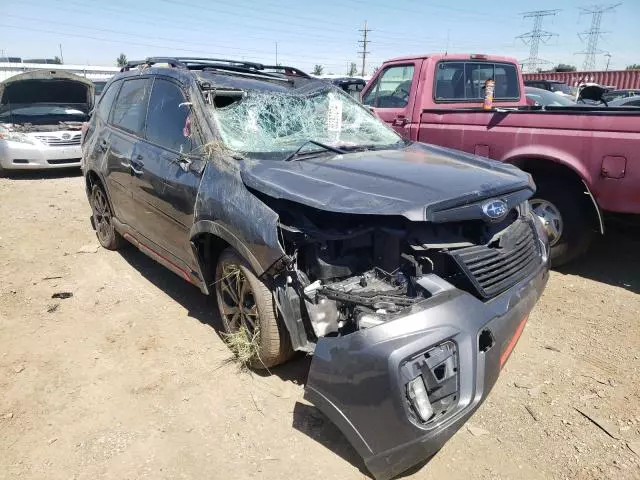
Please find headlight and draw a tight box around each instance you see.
[0,127,40,145]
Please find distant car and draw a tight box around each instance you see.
[93,81,108,98]
[608,95,640,107]
[602,89,640,103]
[524,79,573,96]
[0,70,94,172]
[525,86,576,107]
[326,77,367,100]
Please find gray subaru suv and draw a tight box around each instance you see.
[81,57,549,480]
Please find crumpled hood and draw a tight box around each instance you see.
[240,142,533,221]
[0,70,94,111]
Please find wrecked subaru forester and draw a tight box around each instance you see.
[81,58,549,480]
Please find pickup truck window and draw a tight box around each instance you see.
[435,61,519,102]
[362,65,414,108]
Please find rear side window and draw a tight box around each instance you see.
[145,79,197,153]
[362,65,414,108]
[96,81,121,121]
[111,78,151,135]
[435,61,519,102]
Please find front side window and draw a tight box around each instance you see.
[111,78,151,135]
[362,65,414,108]
[146,79,196,153]
[435,61,519,101]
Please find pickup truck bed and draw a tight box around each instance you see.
[363,53,640,265]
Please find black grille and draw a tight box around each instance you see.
[450,219,541,299]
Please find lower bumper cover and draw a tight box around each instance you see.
[304,265,548,480]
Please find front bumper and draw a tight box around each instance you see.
[304,263,548,480]
[0,140,81,170]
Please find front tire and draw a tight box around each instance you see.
[90,183,124,250]
[214,248,293,369]
[530,177,593,266]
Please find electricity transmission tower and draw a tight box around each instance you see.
[517,10,560,73]
[358,21,371,77]
[577,3,621,71]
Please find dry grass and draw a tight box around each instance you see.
[221,324,261,371]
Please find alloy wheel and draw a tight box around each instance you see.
[218,263,259,334]
[92,188,114,244]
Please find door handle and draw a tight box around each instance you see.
[130,155,144,175]
[392,116,409,127]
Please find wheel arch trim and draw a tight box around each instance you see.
[504,154,604,235]
[189,220,266,276]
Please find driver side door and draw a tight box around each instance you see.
[362,62,421,138]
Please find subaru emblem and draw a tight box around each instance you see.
[482,199,508,221]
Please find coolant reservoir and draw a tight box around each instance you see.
[305,297,340,337]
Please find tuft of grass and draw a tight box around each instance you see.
[221,325,261,370]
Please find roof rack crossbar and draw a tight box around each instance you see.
[122,57,187,71]
[262,65,311,78]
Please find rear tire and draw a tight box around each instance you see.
[214,248,293,369]
[530,177,593,267]
[90,183,124,250]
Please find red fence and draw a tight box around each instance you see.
[523,70,640,89]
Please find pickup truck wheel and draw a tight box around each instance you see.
[530,179,593,266]
[214,248,293,369]
[90,184,124,250]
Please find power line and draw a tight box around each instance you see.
[576,3,621,71]
[358,21,371,77]
[517,10,560,73]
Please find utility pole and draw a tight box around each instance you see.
[275,42,278,66]
[358,20,371,77]
[59,44,64,64]
[577,3,621,71]
[517,10,560,73]
[604,52,612,71]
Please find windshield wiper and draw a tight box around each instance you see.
[284,140,346,162]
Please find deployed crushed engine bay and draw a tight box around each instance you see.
[261,195,541,349]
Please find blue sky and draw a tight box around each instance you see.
[1,0,638,73]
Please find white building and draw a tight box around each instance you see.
[0,62,120,82]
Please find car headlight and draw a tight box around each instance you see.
[0,127,40,145]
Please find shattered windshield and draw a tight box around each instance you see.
[209,86,403,158]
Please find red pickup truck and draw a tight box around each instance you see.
[362,54,640,265]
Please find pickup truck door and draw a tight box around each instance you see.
[362,61,422,139]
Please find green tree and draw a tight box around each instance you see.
[553,64,576,72]
[347,62,358,76]
[312,64,324,76]
[626,64,640,70]
[116,53,128,67]
[52,56,62,65]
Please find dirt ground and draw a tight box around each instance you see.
[1,170,639,480]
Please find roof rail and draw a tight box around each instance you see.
[120,56,311,77]
[176,57,265,70]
